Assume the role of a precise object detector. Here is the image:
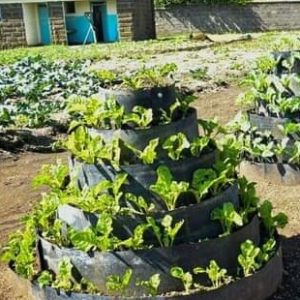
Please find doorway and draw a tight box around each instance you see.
[38,4,51,45]
[92,3,105,42]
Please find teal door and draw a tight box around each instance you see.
[38,5,51,45]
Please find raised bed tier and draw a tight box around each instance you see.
[88,108,199,158]
[58,183,239,243]
[97,85,177,120]
[248,112,300,140]
[240,160,300,186]
[38,216,260,297]
[70,151,216,207]
[23,246,282,300]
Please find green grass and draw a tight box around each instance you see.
[1,31,300,66]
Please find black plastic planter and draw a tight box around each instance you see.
[88,108,199,159]
[97,85,177,120]
[248,112,300,140]
[58,184,240,243]
[29,247,282,300]
[274,50,300,76]
[38,216,260,297]
[70,151,217,208]
[240,160,300,186]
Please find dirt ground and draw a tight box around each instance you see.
[0,86,299,300]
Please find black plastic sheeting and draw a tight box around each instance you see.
[274,51,300,75]
[97,85,177,121]
[70,150,217,208]
[248,113,300,140]
[38,216,260,297]
[88,108,199,159]
[31,246,282,300]
[58,184,240,243]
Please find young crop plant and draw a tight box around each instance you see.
[211,202,243,236]
[193,260,230,289]
[125,193,156,215]
[147,215,184,247]
[162,132,190,160]
[136,274,161,296]
[124,138,159,165]
[258,200,288,237]
[37,270,54,288]
[32,160,68,191]
[170,267,193,293]
[68,213,120,252]
[123,106,153,129]
[106,269,133,295]
[52,258,74,291]
[238,177,259,223]
[150,166,189,210]
[238,240,261,277]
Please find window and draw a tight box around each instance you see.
[65,2,75,14]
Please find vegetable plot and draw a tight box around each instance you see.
[1,68,287,300]
[229,52,300,185]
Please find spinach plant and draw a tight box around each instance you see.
[123,106,153,128]
[150,166,189,210]
[238,240,261,277]
[193,260,230,289]
[170,267,193,293]
[147,215,184,247]
[52,258,74,291]
[258,200,288,237]
[106,269,133,295]
[136,274,161,296]
[211,202,243,236]
[162,132,190,160]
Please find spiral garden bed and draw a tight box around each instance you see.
[1,63,287,300]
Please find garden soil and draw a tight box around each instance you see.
[0,87,299,300]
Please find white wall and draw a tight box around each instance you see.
[22,3,40,45]
[75,1,90,14]
[107,0,116,14]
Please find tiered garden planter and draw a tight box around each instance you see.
[7,75,283,300]
[240,51,300,185]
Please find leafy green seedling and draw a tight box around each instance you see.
[106,269,133,295]
[162,132,190,160]
[150,166,189,210]
[238,240,261,277]
[194,260,230,289]
[211,202,243,236]
[147,215,184,247]
[170,267,193,293]
[259,200,288,237]
[136,274,161,296]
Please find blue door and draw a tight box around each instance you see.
[38,5,51,45]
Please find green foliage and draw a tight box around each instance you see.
[259,200,288,236]
[60,126,120,167]
[238,177,259,222]
[147,215,184,247]
[1,216,36,279]
[136,274,161,296]
[170,266,193,293]
[150,166,189,210]
[125,138,159,165]
[190,136,211,157]
[52,258,74,291]
[123,106,153,128]
[32,160,68,191]
[106,269,133,295]
[68,213,119,252]
[211,202,243,236]
[190,67,210,81]
[37,271,54,288]
[238,240,261,277]
[162,132,190,160]
[122,64,177,89]
[125,193,156,215]
[193,260,230,288]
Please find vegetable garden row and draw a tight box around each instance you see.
[2,51,300,300]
